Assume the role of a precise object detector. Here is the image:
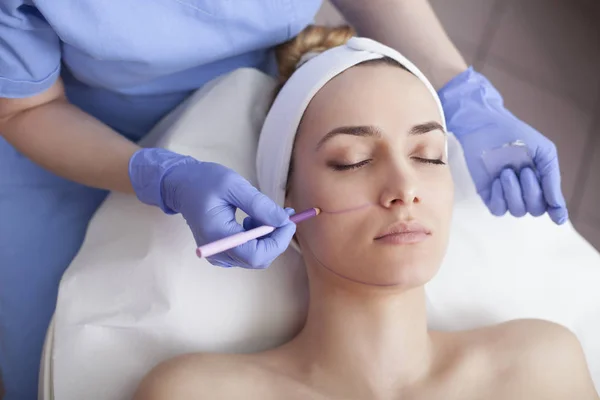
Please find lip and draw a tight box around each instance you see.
[374,221,431,245]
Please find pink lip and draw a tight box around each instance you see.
[375,221,431,244]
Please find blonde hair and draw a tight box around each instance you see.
[275,25,356,88]
[274,24,407,94]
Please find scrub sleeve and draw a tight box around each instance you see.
[0,4,109,400]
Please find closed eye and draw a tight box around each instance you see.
[412,157,446,165]
[329,159,372,171]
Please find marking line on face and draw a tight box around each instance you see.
[304,201,400,286]
[319,203,374,215]
[306,243,402,287]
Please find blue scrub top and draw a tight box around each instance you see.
[0,0,322,140]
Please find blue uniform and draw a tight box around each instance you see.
[0,1,321,398]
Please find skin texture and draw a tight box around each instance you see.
[134,65,599,400]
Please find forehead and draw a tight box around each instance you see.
[299,64,442,140]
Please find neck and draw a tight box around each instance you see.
[288,261,433,398]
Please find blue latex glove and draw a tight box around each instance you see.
[243,207,296,231]
[129,148,296,269]
[438,67,568,225]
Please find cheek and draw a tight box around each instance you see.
[423,174,454,233]
[289,162,374,213]
[292,171,367,238]
[296,212,368,267]
[290,166,371,254]
[297,217,342,246]
[416,169,453,221]
[440,175,455,218]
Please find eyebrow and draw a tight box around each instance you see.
[315,121,445,150]
[409,121,445,136]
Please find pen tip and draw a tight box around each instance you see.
[314,207,321,215]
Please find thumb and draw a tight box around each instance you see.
[243,208,295,231]
[539,158,566,209]
[226,176,289,227]
[542,166,569,224]
[536,148,568,225]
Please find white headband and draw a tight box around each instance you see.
[256,37,447,208]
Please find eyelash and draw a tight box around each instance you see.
[330,157,446,171]
[330,159,371,171]
[413,157,446,166]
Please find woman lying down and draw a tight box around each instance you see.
[135,26,599,400]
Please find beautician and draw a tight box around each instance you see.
[0,1,567,399]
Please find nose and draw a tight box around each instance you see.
[379,163,420,208]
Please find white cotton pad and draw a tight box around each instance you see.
[481,141,536,179]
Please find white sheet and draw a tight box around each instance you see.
[50,68,600,400]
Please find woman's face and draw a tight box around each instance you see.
[286,63,454,288]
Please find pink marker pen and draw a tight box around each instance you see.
[196,207,320,259]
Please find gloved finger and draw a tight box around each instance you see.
[500,169,527,217]
[477,186,492,207]
[229,221,296,269]
[255,222,297,267]
[226,177,289,227]
[195,201,245,246]
[242,208,295,232]
[205,257,236,269]
[487,178,508,216]
[519,167,545,217]
[548,205,569,225]
[539,158,569,225]
[217,208,297,268]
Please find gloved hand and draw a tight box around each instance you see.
[438,67,568,225]
[129,148,296,269]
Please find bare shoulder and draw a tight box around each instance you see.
[484,319,599,399]
[133,353,269,400]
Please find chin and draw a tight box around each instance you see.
[305,240,443,287]
[365,253,441,288]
